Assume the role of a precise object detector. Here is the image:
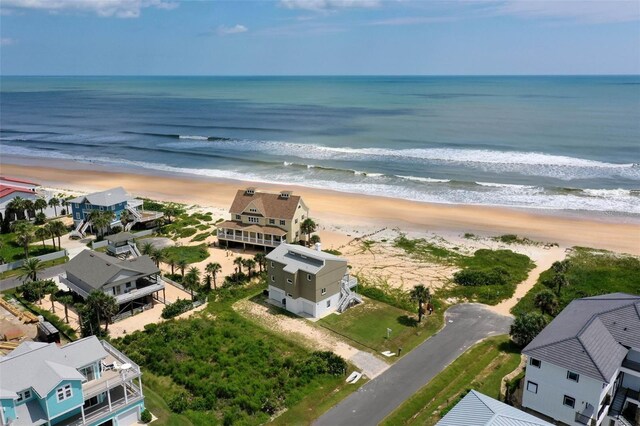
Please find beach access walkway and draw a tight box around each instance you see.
[313,304,512,426]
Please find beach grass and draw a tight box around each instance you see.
[393,235,460,265]
[162,244,209,264]
[142,373,194,426]
[380,335,521,426]
[512,247,640,317]
[318,296,443,354]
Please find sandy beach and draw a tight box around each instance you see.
[3,160,638,255]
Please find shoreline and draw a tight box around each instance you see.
[2,158,639,255]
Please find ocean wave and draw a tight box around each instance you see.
[179,135,208,141]
[398,175,451,183]
[475,181,537,189]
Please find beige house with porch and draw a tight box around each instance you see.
[216,188,309,249]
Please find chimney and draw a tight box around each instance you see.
[315,242,322,252]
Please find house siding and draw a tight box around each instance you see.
[45,379,84,420]
[72,200,128,224]
[0,398,16,424]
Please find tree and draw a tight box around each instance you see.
[141,242,155,256]
[34,212,46,225]
[551,260,570,295]
[409,284,431,323]
[150,248,165,267]
[57,295,74,323]
[166,256,176,275]
[23,200,35,219]
[184,267,201,301]
[233,256,244,274]
[18,279,57,305]
[48,197,60,216]
[12,221,35,259]
[19,258,44,282]
[163,203,180,223]
[7,197,26,221]
[35,226,50,248]
[254,253,266,273]
[34,198,48,214]
[205,262,222,291]
[120,209,132,228]
[89,210,114,239]
[45,222,57,249]
[243,258,256,277]
[177,259,188,278]
[309,234,321,246]
[534,289,558,315]
[510,312,548,347]
[48,220,66,249]
[85,291,118,333]
[300,218,317,246]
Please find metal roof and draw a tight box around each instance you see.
[437,390,553,426]
[266,243,346,274]
[105,232,136,244]
[68,186,132,206]
[523,293,640,383]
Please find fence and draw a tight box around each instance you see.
[0,250,68,273]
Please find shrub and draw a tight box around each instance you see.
[34,212,46,225]
[453,268,509,286]
[140,409,152,423]
[168,392,189,413]
[191,232,211,242]
[176,227,197,238]
[510,312,548,347]
[323,249,342,256]
[161,299,193,319]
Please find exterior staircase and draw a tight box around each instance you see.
[126,205,142,221]
[337,276,362,313]
[70,219,91,239]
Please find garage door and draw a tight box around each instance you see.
[302,301,315,316]
[270,288,285,302]
[116,407,139,426]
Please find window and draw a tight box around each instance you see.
[112,286,122,296]
[526,381,538,394]
[248,216,259,223]
[249,208,258,213]
[271,275,275,282]
[321,288,327,295]
[235,214,241,220]
[563,395,575,408]
[567,371,579,382]
[75,213,80,219]
[269,219,275,225]
[56,384,73,402]
[287,293,293,298]
[271,261,274,267]
[286,278,293,284]
[529,358,541,368]
[280,220,286,226]
[16,390,31,402]
[307,274,312,281]
[295,219,298,224]
[327,300,331,308]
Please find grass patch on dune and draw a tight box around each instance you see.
[512,247,640,317]
[393,235,460,265]
[380,335,521,426]
[162,244,209,264]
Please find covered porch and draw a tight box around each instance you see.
[216,220,287,248]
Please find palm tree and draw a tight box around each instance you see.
[141,242,155,256]
[57,295,74,323]
[7,197,27,221]
[167,257,176,275]
[23,200,35,219]
[233,256,244,274]
[150,248,165,267]
[19,258,43,282]
[34,198,48,214]
[163,203,179,223]
[48,220,66,249]
[89,210,114,238]
[551,260,570,295]
[85,291,118,333]
[205,262,221,291]
[48,197,60,216]
[184,267,201,300]
[45,222,57,249]
[12,221,35,259]
[35,227,50,248]
[177,259,188,278]
[254,253,266,273]
[120,209,132,228]
[309,234,321,246]
[300,218,317,246]
[409,284,431,323]
[244,258,256,277]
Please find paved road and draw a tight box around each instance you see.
[314,304,513,426]
[0,265,67,291]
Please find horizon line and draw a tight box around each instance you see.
[2,73,639,78]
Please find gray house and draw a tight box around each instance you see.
[266,243,360,318]
[522,293,640,426]
[60,250,165,315]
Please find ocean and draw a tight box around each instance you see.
[1,75,639,215]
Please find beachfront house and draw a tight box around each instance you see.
[105,232,141,259]
[69,187,162,238]
[60,250,166,319]
[437,390,553,426]
[521,293,640,426]
[266,243,360,318]
[0,177,43,223]
[0,336,145,426]
[216,188,309,249]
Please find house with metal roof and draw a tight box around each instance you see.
[0,336,145,426]
[59,250,165,318]
[437,390,553,426]
[216,188,310,249]
[521,293,640,426]
[266,243,360,318]
[68,187,162,238]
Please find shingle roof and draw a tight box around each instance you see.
[228,189,303,219]
[266,243,346,274]
[68,187,132,206]
[437,390,553,426]
[523,293,640,383]
[0,336,107,398]
[64,249,159,290]
[105,232,136,244]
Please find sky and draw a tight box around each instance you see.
[0,0,639,75]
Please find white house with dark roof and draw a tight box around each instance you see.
[522,293,640,426]
[0,336,144,426]
[437,390,553,426]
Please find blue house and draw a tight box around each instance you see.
[0,337,145,426]
[69,187,162,237]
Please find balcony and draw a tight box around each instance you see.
[621,358,640,374]
[575,403,595,425]
[218,233,283,247]
[114,278,165,305]
[61,383,143,426]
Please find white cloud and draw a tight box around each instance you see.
[279,0,380,11]
[491,0,640,24]
[0,38,16,45]
[1,0,178,18]
[217,24,249,36]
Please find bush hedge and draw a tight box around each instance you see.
[161,299,193,319]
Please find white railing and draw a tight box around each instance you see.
[218,233,283,246]
[114,282,165,304]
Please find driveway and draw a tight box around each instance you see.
[0,264,67,292]
[314,304,512,426]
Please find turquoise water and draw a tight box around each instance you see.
[1,76,639,214]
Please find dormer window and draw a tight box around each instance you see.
[235,214,241,220]
[16,390,31,402]
[249,208,258,213]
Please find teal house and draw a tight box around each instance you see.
[0,337,145,426]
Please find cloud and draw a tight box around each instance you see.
[1,0,178,18]
[490,0,640,24]
[0,38,16,45]
[279,0,380,11]
[217,24,249,36]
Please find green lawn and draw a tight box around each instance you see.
[318,297,444,355]
[162,244,209,264]
[0,232,58,263]
[380,336,521,426]
[0,256,69,279]
[512,247,640,317]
